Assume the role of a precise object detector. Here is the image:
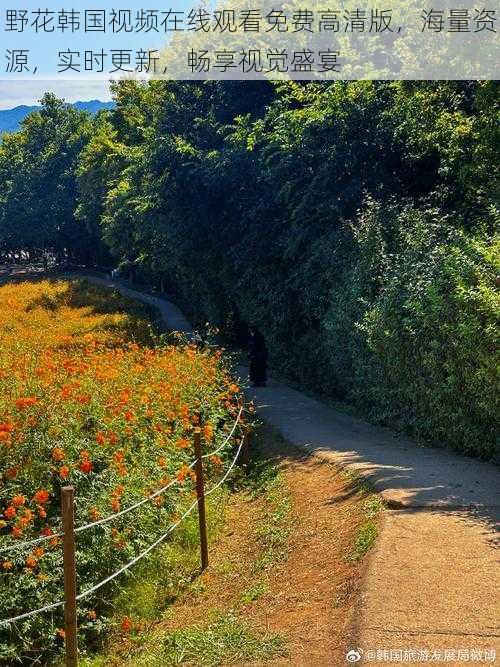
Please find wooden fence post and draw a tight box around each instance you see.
[61,486,78,667]
[193,430,209,571]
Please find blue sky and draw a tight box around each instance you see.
[0,80,112,109]
[0,0,188,108]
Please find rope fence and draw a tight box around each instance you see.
[77,435,245,602]
[0,405,243,556]
[0,406,249,667]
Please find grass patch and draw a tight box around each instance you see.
[340,467,383,562]
[109,488,230,624]
[78,490,230,666]
[363,495,384,518]
[81,425,292,665]
[235,425,294,572]
[351,521,379,562]
[239,581,269,604]
[84,613,285,667]
[341,468,375,495]
[254,476,292,571]
[141,612,285,666]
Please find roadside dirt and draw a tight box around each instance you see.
[155,426,379,666]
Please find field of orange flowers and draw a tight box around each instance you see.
[0,278,245,663]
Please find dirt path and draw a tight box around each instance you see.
[118,426,377,666]
[242,434,374,666]
[8,271,499,665]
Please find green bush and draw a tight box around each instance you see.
[324,203,499,458]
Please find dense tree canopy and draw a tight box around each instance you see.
[0,81,498,458]
[0,93,98,263]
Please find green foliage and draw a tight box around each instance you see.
[325,202,499,457]
[2,81,498,458]
[110,487,229,626]
[239,581,268,604]
[254,474,292,571]
[351,522,379,562]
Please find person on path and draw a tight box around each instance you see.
[249,327,268,387]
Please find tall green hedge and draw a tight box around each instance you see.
[324,203,499,458]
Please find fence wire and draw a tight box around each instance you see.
[0,406,243,556]
[0,431,245,626]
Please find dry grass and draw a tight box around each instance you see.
[88,423,382,666]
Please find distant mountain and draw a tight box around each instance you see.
[0,100,115,134]
[0,105,38,133]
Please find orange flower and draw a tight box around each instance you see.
[228,383,240,394]
[52,447,65,462]
[15,396,38,410]
[158,456,167,468]
[89,507,100,521]
[79,459,93,474]
[33,490,50,504]
[110,498,120,512]
[176,464,195,483]
[33,547,44,558]
[25,555,38,568]
[203,424,214,441]
[0,422,14,432]
[176,438,190,449]
[22,507,33,521]
[2,560,13,570]
[59,465,70,480]
[86,610,97,620]
[5,467,18,479]
[60,386,73,400]
[124,410,135,422]
[11,495,25,507]
[113,451,125,464]
[118,389,131,404]
[95,431,106,446]
[4,506,16,520]
[120,616,132,632]
[108,431,118,445]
